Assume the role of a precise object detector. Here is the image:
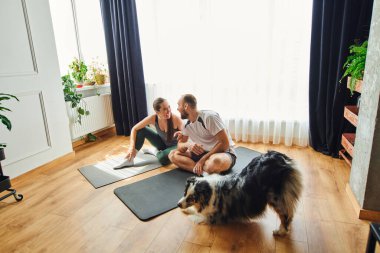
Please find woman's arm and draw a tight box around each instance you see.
[173,114,184,130]
[172,114,186,144]
[171,115,188,152]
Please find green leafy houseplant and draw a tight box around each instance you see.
[69,58,88,84]
[0,93,19,148]
[341,40,368,95]
[62,74,89,125]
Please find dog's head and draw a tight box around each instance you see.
[178,176,213,212]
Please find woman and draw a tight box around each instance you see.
[125,97,183,165]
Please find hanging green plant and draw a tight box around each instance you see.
[62,74,89,125]
[340,40,368,95]
[0,93,19,148]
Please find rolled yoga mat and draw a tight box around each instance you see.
[114,146,261,220]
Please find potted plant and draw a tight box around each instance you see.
[341,40,368,95]
[0,93,19,149]
[89,60,107,85]
[69,58,88,88]
[62,74,90,125]
[0,93,23,201]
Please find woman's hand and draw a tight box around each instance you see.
[174,131,183,142]
[125,147,137,161]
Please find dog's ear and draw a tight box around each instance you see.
[184,176,197,196]
[194,181,212,212]
[186,176,196,185]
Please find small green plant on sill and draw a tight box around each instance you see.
[62,74,89,125]
[89,59,107,85]
[69,58,88,84]
[340,40,368,95]
[0,93,19,148]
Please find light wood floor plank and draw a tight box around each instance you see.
[184,223,216,247]
[178,241,211,253]
[305,219,351,253]
[275,238,308,253]
[113,211,170,253]
[146,209,192,253]
[334,221,369,253]
[210,217,277,253]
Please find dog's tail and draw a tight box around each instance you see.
[277,164,303,217]
[264,151,303,225]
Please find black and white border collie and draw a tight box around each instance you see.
[177,150,303,236]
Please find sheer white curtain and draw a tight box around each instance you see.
[137,0,312,146]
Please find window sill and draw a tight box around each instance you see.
[76,83,111,91]
[76,83,111,98]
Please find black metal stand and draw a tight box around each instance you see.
[366,223,380,253]
[0,188,23,201]
[0,148,23,202]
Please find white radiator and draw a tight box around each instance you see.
[66,94,114,140]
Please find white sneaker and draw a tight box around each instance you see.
[142,147,159,156]
[114,159,134,170]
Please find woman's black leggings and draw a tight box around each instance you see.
[135,127,176,165]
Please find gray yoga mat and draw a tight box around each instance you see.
[114,146,261,221]
[79,152,162,188]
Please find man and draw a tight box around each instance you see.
[169,94,236,175]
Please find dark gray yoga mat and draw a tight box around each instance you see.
[79,152,162,188]
[114,146,261,221]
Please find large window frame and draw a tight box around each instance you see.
[71,0,84,61]
[49,0,108,77]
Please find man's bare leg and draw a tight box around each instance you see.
[203,153,233,174]
[169,150,196,172]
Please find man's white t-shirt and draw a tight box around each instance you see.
[182,110,234,152]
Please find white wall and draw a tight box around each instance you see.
[349,0,380,210]
[0,0,73,178]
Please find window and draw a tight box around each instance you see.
[49,0,108,76]
[137,0,312,146]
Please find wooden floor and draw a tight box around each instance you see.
[0,134,375,253]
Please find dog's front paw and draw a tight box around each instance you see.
[273,227,289,236]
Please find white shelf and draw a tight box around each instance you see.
[76,83,111,91]
[76,83,111,98]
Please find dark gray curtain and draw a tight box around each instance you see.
[99,0,147,135]
[309,0,373,157]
